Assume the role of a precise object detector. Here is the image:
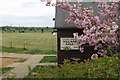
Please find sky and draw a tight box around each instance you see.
[0,0,55,27]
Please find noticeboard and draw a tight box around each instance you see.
[60,38,79,50]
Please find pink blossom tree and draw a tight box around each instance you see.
[41,0,119,57]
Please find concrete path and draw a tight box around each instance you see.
[38,63,58,66]
[1,52,57,78]
[1,52,57,59]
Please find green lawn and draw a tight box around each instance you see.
[2,32,57,54]
[19,59,27,62]
[26,65,55,78]
[2,47,57,54]
[40,56,57,63]
[0,67,14,75]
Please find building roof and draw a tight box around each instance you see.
[55,2,119,28]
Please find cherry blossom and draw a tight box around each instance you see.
[40,0,119,56]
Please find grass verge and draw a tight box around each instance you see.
[2,47,57,54]
[19,59,27,62]
[0,67,14,75]
[26,65,55,78]
[40,56,57,63]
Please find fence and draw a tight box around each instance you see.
[2,31,57,53]
[2,41,57,51]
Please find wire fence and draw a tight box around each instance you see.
[2,41,57,51]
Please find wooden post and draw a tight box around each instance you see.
[10,42,12,48]
[37,44,40,51]
[52,45,53,51]
[24,43,26,50]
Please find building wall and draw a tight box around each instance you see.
[55,2,119,65]
[57,28,97,65]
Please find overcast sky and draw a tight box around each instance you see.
[0,0,55,27]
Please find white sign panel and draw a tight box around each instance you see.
[60,38,79,50]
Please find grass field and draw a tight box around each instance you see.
[26,65,55,78]
[2,32,57,54]
[0,67,14,75]
[19,59,27,62]
[40,56,57,63]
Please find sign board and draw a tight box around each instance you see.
[60,38,79,50]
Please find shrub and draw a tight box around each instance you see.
[29,54,119,78]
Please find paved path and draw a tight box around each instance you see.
[1,52,57,78]
[38,63,58,66]
[1,52,57,59]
